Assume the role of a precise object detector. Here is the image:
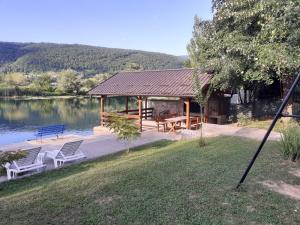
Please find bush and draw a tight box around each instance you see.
[0,150,28,175]
[280,124,300,162]
[0,85,67,97]
[237,113,252,126]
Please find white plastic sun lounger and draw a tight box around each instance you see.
[4,147,46,180]
[45,140,85,168]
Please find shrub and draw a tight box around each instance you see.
[280,124,300,162]
[237,113,252,126]
[106,113,140,153]
[0,150,28,175]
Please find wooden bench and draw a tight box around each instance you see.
[190,117,202,130]
[35,124,65,140]
[155,118,168,132]
[155,112,178,132]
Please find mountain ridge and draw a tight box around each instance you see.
[0,41,184,73]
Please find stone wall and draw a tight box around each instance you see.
[229,99,282,121]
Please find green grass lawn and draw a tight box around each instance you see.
[242,119,284,132]
[235,118,300,133]
[0,137,299,225]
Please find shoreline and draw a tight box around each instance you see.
[0,95,94,100]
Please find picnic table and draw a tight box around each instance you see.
[165,116,187,132]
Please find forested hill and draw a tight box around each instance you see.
[0,42,183,73]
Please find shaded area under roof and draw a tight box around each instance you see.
[89,68,212,97]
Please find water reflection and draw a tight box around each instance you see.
[0,97,132,145]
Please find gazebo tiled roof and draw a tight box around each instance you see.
[89,68,212,97]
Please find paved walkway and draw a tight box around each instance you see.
[0,129,179,183]
[0,124,280,183]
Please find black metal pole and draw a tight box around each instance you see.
[236,72,300,189]
[281,113,300,119]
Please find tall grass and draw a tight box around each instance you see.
[280,123,300,162]
[237,113,252,126]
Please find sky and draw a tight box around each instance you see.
[0,0,213,55]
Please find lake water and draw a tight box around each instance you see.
[0,97,129,145]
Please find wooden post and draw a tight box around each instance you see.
[107,97,110,112]
[138,96,143,132]
[125,96,129,113]
[185,98,191,129]
[100,95,105,126]
[179,97,183,116]
[145,97,148,119]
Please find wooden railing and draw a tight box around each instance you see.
[100,108,154,126]
[101,112,138,126]
[118,107,154,119]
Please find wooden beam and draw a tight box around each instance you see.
[100,95,105,126]
[138,96,143,132]
[185,98,191,129]
[125,96,129,113]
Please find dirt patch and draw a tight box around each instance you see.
[221,202,231,207]
[94,195,122,205]
[261,180,300,200]
[188,192,201,200]
[246,205,256,212]
[289,169,300,178]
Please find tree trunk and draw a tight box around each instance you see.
[200,106,203,138]
[126,140,130,153]
[238,90,243,104]
[282,76,294,121]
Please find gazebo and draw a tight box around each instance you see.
[89,68,228,132]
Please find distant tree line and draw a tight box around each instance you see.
[0,70,110,96]
[0,42,183,74]
[0,42,184,97]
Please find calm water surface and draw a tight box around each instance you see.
[0,97,129,145]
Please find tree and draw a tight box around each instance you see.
[94,73,110,83]
[4,72,26,86]
[186,17,215,70]
[106,113,140,153]
[57,70,82,94]
[192,70,211,147]
[255,0,300,95]
[33,73,52,92]
[212,0,225,10]
[187,0,300,103]
[123,62,143,71]
[82,78,97,92]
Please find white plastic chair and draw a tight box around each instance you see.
[45,140,85,168]
[4,147,46,180]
